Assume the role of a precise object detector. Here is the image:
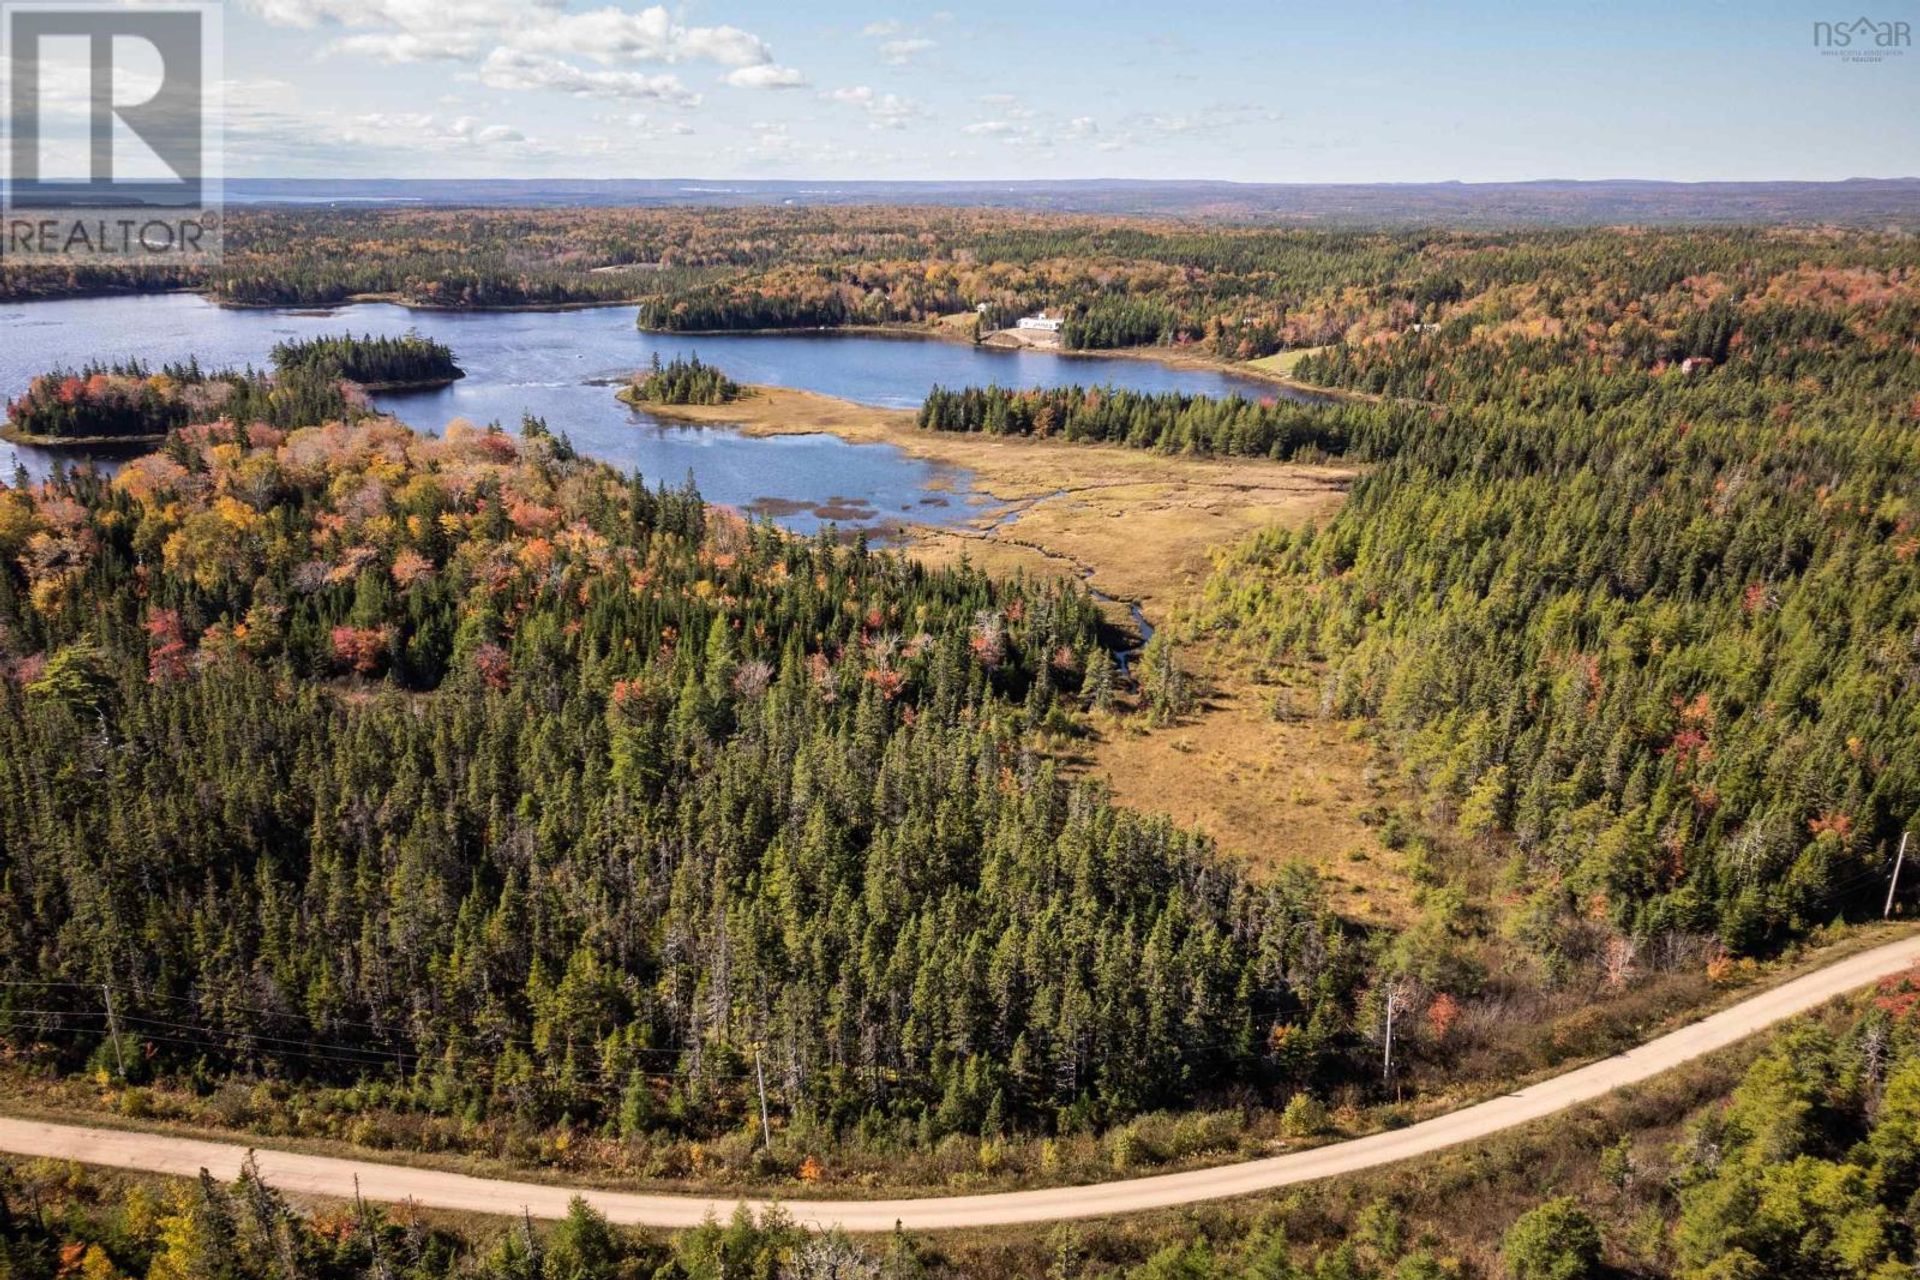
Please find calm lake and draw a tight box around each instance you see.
[2,294,1293,534]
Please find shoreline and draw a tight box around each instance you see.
[216,293,647,314]
[613,385,746,411]
[351,371,465,393]
[639,318,1359,400]
[0,428,166,447]
[4,287,1357,402]
[1069,340,1365,402]
[619,382,1354,624]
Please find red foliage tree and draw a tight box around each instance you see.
[329,625,389,675]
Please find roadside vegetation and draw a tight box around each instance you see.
[8,970,1920,1278]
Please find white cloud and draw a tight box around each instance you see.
[724,63,808,89]
[823,85,922,129]
[1074,104,1277,154]
[249,0,548,35]
[859,19,901,37]
[606,112,697,137]
[339,112,525,147]
[514,9,771,67]
[252,0,797,103]
[878,37,935,64]
[743,119,795,158]
[959,112,1105,151]
[726,125,902,171]
[222,79,544,170]
[330,30,484,62]
[478,48,700,103]
[1121,103,1280,139]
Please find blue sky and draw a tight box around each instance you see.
[200,0,1919,179]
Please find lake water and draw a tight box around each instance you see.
[1,294,1294,534]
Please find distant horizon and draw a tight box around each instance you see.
[223,176,1920,186]
[29,0,1901,185]
[209,175,1920,226]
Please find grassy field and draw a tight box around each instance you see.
[1245,347,1328,377]
[1075,653,1411,923]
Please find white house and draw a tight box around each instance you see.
[1016,312,1064,333]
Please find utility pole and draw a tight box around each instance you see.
[101,984,127,1080]
[1381,985,1398,1083]
[753,1046,773,1149]
[1887,831,1910,918]
[356,1175,395,1280]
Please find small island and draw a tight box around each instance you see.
[617,353,743,407]
[269,331,464,391]
[2,359,357,445]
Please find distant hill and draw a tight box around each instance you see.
[222,177,1920,226]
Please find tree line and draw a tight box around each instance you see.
[916,383,1392,460]
[7,210,1913,374]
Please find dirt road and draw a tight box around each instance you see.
[5,931,1917,1232]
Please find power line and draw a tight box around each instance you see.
[0,999,764,1090]
[0,977,706,1063]
[5,977,1399,1097]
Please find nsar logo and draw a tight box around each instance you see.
[1813,15,1911,61]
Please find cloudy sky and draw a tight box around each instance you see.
[156,0,1920,179]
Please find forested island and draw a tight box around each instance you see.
[2,333,448,444]
[269,331,463,389]
[2,359,356,443]
[618,353,743,406]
